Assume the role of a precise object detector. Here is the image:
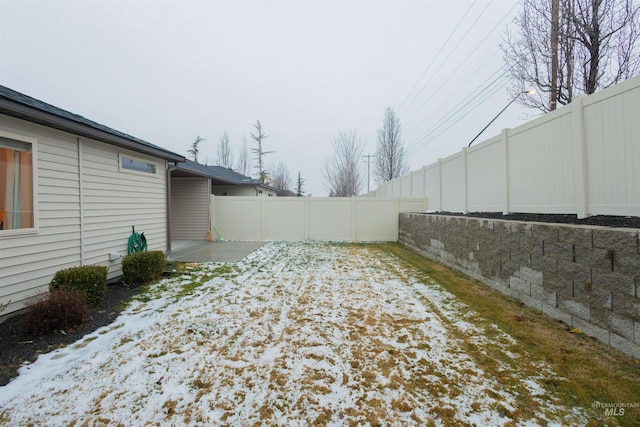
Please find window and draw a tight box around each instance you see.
[1,135,35,231]
[119,154,157,175]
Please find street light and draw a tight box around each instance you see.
[467,90,535,147]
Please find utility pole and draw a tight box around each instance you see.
[363,154,374,193]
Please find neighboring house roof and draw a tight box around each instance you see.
[277,189,297,197]
[174,159,276,190]
[0,85,185,162]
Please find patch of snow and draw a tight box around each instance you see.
[0,242,587,426]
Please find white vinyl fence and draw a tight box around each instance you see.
[375,75,640,218]
[210,196,427,241]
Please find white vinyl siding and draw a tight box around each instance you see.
[171,177,210,240]
[1,116,81,314]
[0,115,169,315]
[81,140,168,280]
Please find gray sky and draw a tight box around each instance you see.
[1,0,530,196]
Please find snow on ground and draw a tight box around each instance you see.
[0,242,586,426]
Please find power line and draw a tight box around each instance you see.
[398,0,494,120]
[397,0,478,116]
[406,70,510,156]
[401,2,519,134]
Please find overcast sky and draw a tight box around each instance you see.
[1,0,532,196]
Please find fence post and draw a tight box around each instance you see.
[463,147,469,214]
[261,196,267,240]
[351,196,357,241]
[422,166,428,199]
[571,95,589,219]
[304,196,310,241]
[437,158,443,211]
[210,194,215,235]
[502,128,510,215]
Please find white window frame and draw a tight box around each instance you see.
[0,130,39,236]
[118,153,158,176]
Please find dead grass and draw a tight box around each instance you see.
[378,242,640,426]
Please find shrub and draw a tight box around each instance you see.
[122,251,165,286]
[25,288,91,336]
[50,265,108,308]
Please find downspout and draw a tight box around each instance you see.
[166,162,178,257]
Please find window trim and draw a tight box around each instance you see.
[0,130,39,236]
[118,153,158,176]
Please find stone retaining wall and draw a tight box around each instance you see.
[399,213,640,358]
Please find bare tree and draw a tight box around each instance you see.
[373,107,409,184]
[216,131,234,168]
[269,161,292,191]
[236,136,251,176]
[295,171,305,197]
[502,0,640,112]
[187,136,205,163]
[250,120,274,183]
[321,130,364,197]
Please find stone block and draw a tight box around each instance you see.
[592,229,639,256]
[609,333,640,359]
[570,317,610,345]
[518,292,543,311]
[574,246,611,271]
[591,309,635,341]
[531,254,558,275]
[501,232,521,250]
[520,266,543,286]
[611,294,640,320]
[559,297,591,321]
[502,259,523,278]
[572,277,608,305]
[510,251,532,269]
[531,223,559,242]
[557,259,591,283]
[542,241,574,262]
[493,221,511,238]
[510,276,531,296]
[558,226,593,248]
[636,321,640,345]
[591,269,634,293]
[543,275,573,298]
[520,236,543,254]
[531,284,557,307]
[542,303,571,324]
[510,221,533,237]
[613,253,640,277]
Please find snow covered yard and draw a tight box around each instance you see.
[0,242,587,426]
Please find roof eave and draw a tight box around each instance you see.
[0,98,185,163]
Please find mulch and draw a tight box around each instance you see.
[427,212,640,229]
[0,282,143,386]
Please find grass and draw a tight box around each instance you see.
[378,242,640,427]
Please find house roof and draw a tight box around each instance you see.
[174,159,276,189]
[0,85,185,162]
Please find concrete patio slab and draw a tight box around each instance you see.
[168,240,266,263]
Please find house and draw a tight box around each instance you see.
[0,85,185,317]
[170,159,276,240]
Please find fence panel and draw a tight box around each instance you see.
[584,79,640,216]
[440,153,465,212]
[410,169,425,198]
[507,110,576,213]
[212,196,427,242]
[466,135,504,212]
[424,164,440,211]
